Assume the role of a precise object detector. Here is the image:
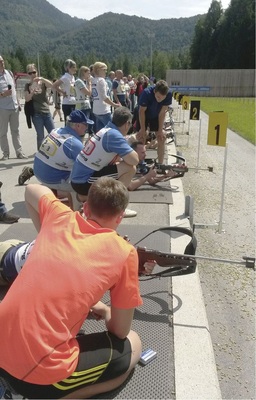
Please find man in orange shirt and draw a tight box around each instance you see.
[0,177,145,399]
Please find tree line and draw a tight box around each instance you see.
[2,0,255,81]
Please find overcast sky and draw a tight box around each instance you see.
[47,0,231,20]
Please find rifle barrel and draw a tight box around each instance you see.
[186,255,255,268]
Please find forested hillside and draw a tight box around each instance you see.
[0,0,84,54]
[0,0,254,80]
[0,0,200,61]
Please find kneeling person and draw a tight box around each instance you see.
[0,178,143,399]
[71,107,139,201]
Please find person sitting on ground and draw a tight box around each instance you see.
[0,182,19,224]
[71,106,139,217]
[127,141,178,191]
[136,79,172,163]
[0,178,145,399]
[18,110,94,211]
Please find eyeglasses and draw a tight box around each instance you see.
[28,71,37,75]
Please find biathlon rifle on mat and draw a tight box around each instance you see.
[129,227,255,280]
[145,154,188,180]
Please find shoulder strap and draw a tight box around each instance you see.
[134,225,197,255]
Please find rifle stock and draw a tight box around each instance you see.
[137,246,197,277]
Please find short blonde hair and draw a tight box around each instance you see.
[64,59,76,72]
[26,63,37,73]
[93,62,107,76]
[78,66,90,79]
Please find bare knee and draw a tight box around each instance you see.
[127,330,142,369]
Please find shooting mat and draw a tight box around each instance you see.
[0,224,175,399]
[129,181,173,204]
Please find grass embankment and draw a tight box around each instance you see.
[192,97,255,145]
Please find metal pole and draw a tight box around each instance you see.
[196,118,202,169]
[187,118,190,147]
[218,142,228,233]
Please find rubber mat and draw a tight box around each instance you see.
[129,183,173,204]
[87,225,175,399]
[0,224,175,399]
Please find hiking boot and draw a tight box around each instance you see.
[18,166,34,185]
[123,208,137,218]
[0,212,20,224]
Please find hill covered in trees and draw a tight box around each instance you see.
[0,0,254,80]
[0,0,200,65]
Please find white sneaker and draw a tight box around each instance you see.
[124,208,137,218]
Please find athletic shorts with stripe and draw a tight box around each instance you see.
[0,331,131,399]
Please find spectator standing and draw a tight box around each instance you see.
[52,79,63,122]
[0,55,26,160]
[105,70,115,101]
[91,62,120,132]
[52,59,77,124]
[75,66,93,134]
[128,74,136,112]
[123,76,131,108]
[24,63,55,150]
[112,70,126,106]
[135,74,148,104]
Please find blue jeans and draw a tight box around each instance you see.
[32,113,55,150]
[94,113,111,132]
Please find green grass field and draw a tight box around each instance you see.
[191,97,255,145]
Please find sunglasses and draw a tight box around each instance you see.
[28,71,37,75]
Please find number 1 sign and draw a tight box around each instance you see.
[207,112,228,147]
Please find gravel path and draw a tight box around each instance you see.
[172,106,255,400]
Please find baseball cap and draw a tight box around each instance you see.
[68,110,94,125]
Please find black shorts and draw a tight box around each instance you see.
[71,165,119,196]
[136,115,159,132]
[0,331,131,399]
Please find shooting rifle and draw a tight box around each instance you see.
[130,227,255,280]
[144,154,188,180]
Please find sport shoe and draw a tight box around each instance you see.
[1,154,9,160]
[17,152,28,159]
[123,208,137,218]
[18,166,34,185]
[0,212,20,224]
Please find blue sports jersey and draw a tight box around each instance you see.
[33,126,84,184]
[71,121,133,184]
[139,86,172,119]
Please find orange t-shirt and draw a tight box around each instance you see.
[0,193,142,384]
